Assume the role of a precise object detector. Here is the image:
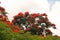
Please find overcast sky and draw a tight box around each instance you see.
[0,0,60,36]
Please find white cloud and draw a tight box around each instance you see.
[48,2,60,36]
[0,0,49,21]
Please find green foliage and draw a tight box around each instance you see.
[0,22,60,40]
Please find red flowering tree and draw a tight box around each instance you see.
[12,11,56,37]
[0,6,8,21]
[0,6,20,33]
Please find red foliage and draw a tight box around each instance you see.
[44,17,49,21]
[9,22,14,26]
[14,15,18,19]
[25,11,29,16]
[0,6,5,12]
[41,13,47,16]
[4,20,10,24]
[0,15,2,18]
[2,16,8,21]
[32,23,39,28]
[4,20,14,27]
[17,12,24,17]
[51,24,55,26]
[12,20,16,24]
[46,29,51,33]
[30,13,40,18]
[13,29,20,32]
[39,19,44,22]
[13,26,20,32]
[25,28,31,31]
[34,13,40,17]
[51,24,56,29]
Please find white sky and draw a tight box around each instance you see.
[0,0,60,36]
